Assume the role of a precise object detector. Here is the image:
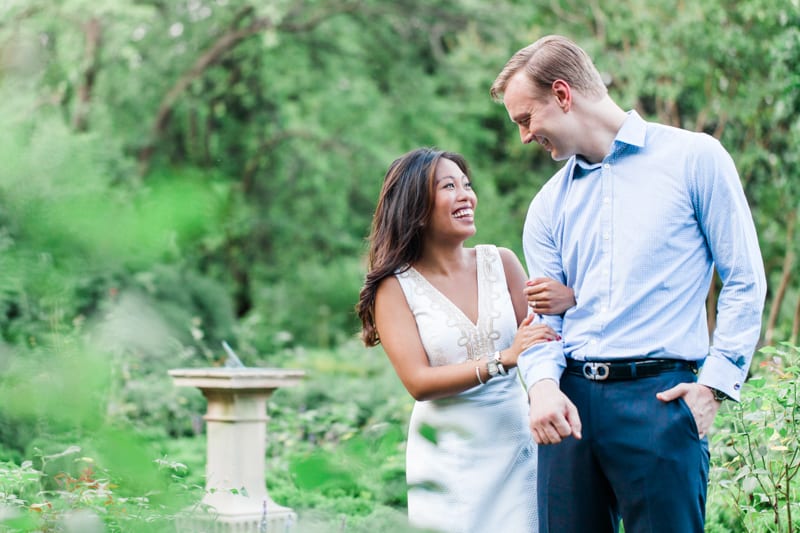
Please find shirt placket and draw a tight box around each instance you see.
[591,160,613,357]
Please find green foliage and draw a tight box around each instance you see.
[2,0,797,353]
[264,342,410,508]
[0,442,201,532]
[709,343,800,532]
[0,344,109,434]
[239,257,366,352]
[0,0,799,530]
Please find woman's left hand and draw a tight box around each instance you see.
[525,277,575,315]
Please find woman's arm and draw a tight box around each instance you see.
[375,275,556,401]
[498,247,531,325]
[375,277,488,401]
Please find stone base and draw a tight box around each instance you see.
[176,501,296,533]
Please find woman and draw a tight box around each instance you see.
[356,148,574,532]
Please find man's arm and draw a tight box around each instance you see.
[519,190,568,389]
[521,185,582,444]
[693,137,767,401]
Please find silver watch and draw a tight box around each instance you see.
[487,351,507,378]
[487,358,500,378]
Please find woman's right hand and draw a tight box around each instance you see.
[503,314,559,368]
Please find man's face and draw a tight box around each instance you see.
[502,72,572,161]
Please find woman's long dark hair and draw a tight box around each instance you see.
[356,147,470,346]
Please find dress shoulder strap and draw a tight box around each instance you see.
[475,245,506,287]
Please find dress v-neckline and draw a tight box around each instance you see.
[408,249,483,329]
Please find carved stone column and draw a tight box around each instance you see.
[169,368,305,532]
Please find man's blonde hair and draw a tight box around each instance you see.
[490,35,607,101]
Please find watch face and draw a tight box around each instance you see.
[487,360,499,376]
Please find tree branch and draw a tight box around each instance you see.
[548,0,587,26]
[137,0,363,176]
[72,17,102,132]
[242,129,349,192]
[588,0,607,43]
[279,0,361,32]
[792,292,800,346]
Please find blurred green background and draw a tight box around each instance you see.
[0,0,798,531]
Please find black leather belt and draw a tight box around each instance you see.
[565,358,698,381]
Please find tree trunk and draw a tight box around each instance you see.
[791,294,800,346]
[765,211,796,345]
[706,270,718,337]
[72,17,102,132]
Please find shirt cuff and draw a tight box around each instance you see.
[518,348,565,393]
[697,352,746,402]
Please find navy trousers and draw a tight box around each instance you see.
[537,367,709,533]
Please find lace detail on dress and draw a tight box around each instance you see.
[397,245,506,366]
[477,245,503,354]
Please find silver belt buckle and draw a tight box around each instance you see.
[582,362,610,381]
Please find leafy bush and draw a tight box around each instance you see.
[238,256,367,353]
[708,343,800,532]
[0,443,202,533]
[264,341,411,513]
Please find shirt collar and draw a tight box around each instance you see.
[615,110,647,148]
[571,110,646,173]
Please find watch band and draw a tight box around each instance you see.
[710,387,729,402]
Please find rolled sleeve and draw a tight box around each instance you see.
[518,337,566,392]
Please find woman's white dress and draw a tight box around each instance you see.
[395,244,537,533]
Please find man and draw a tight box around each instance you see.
[490,35,766,533]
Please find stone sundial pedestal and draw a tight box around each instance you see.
[168,367,305,532]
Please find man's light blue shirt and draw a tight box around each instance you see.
[519,111,766,401]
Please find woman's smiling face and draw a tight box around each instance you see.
[426,157,477,242]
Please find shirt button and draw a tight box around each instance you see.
[590,339,598,345]
[603,232,610,240]
[603,163,611,169]
[603,197,611,204]
[600,306,608,313]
